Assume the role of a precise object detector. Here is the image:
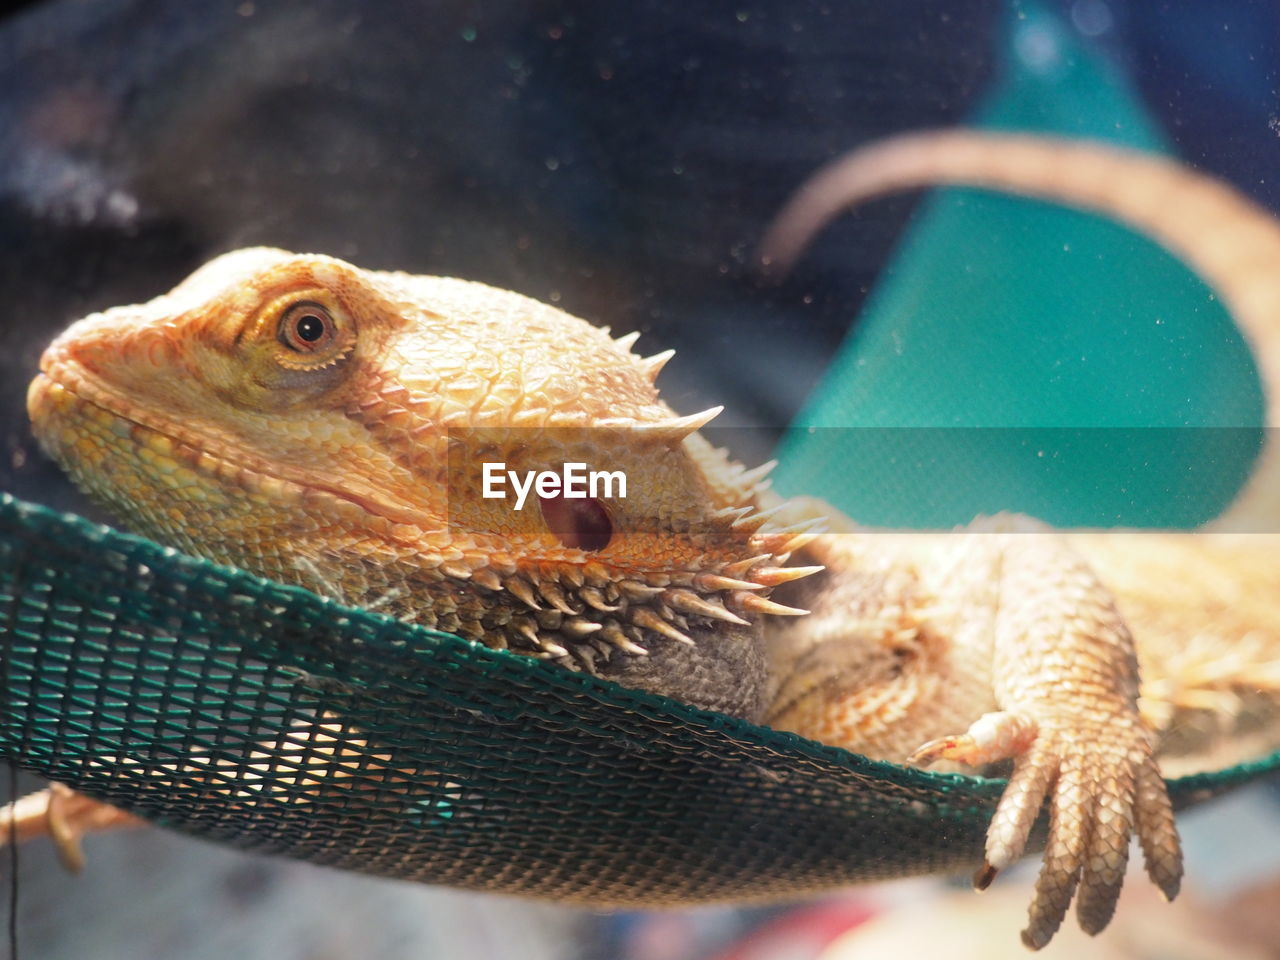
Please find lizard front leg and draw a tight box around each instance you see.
[0,783,142,872]
[915,516,1182,948]
[765,511,1182,950]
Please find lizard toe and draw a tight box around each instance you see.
[908,709,1040,769]
[915,709,1179,950]
[1134,743,1183,901]
[1073,746,1134,936]
[1010,713,1176,949]
[1020,727,1092,949]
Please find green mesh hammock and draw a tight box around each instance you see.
[1,492,1275,903]
[2,3,1278,904]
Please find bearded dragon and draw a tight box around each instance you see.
[5,131,1280,951]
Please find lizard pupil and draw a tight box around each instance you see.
[278,302,336,352]
[539,493,613,552]
[295,315,325,342]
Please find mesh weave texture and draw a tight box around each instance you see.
[2,492,1277,904]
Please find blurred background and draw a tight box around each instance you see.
[1,0,1279,957]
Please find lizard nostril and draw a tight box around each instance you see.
[539,493,613,552]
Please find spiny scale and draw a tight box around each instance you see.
[613,330,641,351]
[429,338,824,667]
[736,594,808,617]
[601,623,648,656]
[628,406,724,442]
[722,555,773,579]
[560,618,603,639]
[537,580,576,615]
[619,580,665,601]
[471,504,823,669]
[472,568,503,591]
[750,565,824,587]
[695,573,762,593]
[664,589,750,626]
[735,459,777,490]
[580,586,621,612]
[631,607,695,646]
[505,577,542,610]
[637,349,675,382]
[731,503,789,532]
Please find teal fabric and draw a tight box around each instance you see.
[773,1,1264,528]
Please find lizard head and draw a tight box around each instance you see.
[29,248,819,706]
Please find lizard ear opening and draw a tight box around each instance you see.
[540,493,613,552]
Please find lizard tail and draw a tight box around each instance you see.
[758,130,1280,531]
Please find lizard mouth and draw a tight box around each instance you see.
[29,359,429,530]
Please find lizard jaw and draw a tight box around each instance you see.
[31,363,822,667]
[30,361,431,531]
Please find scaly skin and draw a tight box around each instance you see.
[7,132,1280,950]
[27,250,820,714]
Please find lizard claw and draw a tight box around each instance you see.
[910,708,1182,950]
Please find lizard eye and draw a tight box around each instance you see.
[278,302,337,353]
[540,493,613,552]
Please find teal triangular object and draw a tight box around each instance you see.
[773,0,1263,528]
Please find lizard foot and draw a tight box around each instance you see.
[909,708,1183,950]
[1,783,143,871]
